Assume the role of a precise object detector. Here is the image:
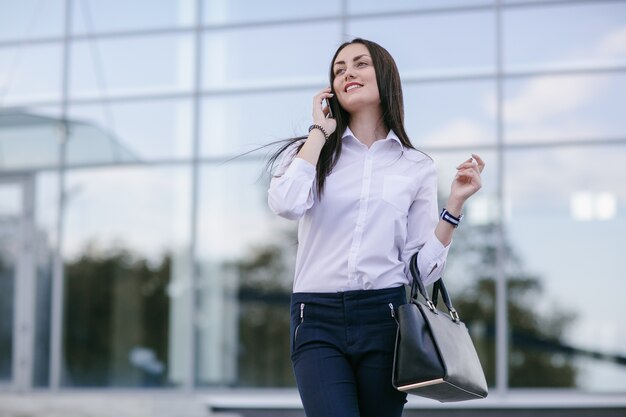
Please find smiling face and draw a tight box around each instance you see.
[332,43,381,114]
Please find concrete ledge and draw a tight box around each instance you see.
[0,392,208,417]
[203,388,626,414]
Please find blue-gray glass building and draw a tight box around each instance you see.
[0,0,625,415]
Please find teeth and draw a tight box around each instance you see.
[346,84,362,92]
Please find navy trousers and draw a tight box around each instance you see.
[290,286,408,417]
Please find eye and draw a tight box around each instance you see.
[334,68,345,75]
[357,61,368,68]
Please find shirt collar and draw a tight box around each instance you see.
[342,126,405,150]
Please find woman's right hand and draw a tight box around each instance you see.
[312,87,337,136]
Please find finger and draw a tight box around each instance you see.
[471,153,485,173]
[456,168,480,183]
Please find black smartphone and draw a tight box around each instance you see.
[325,97,334,119]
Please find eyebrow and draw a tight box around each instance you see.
[333,54,371,67]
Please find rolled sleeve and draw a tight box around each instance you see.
[401,161,450,286]
[268,156,316,220]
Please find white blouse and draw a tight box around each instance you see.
[268,127,450,293]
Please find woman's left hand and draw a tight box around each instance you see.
[449,153,485,205]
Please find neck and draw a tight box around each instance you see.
[348,106,388,148]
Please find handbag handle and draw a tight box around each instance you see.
[409,253,460,322]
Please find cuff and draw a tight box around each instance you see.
[284,157,316,180]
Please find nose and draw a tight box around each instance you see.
[344,67,356,81]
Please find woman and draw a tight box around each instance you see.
[267,38,484,417]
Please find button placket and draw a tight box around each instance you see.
[347,151,373,285]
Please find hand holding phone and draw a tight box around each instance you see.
[325,97,334,119]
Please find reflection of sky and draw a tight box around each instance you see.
[2,1,626,388]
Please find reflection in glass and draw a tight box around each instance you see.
[0,182,22,383]
[504,2,626,71]
[0,109,61,170]
[504,73,626,144]
[505,146,626,389]
[203,0,340,24]
[69,99,193,161]
[348,11,494,76]
[431,151,499,386]
[0,44,62,105]
[70,34,194,99]
[61,167,191,387]
[405,81,496,148]
[71,0,195,34]
[202,23,338,89]
[201,90,312,156]
[196,161,295,386]
[0,0,64,41]
[33,173,59,387]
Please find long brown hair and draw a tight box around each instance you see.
[268,38,416,197]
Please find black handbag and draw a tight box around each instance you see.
[392,253,488,402]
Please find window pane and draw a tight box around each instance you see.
[0,44,62,105]
[0,107,62,170]
[0,0,64,41]
[348,0,492,13]
[201,90,312,156]
[504,2,626,70]
[196,161,295,387]
[72,0,195,34]
[69,99,193,162]
[61,166,191,387]
[70,34,194,99]
[203,0,340,24]
[0,182,22,383]
[33,173,59,387]
[505,73,626,144]
[202,23,339,89]
[348,12,495,76]
[432,150,499,386]
[405,80,496,148]
[505,146,626,390]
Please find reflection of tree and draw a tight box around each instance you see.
[63,245,171,387]
[232,219,579,388]
[447,223,577,387]
[230,229,297,387]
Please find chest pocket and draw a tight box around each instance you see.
[382,175,414,213]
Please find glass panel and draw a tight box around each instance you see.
[0,182,23,383]
[0,0,64,41]
[431,150,499,386]
[348,11,495,76]
[505,146,626,390]
[203,0,340,24]
[196,160,295,387]
[201,90,312,157]
[505,73,626,144]
[348,0,492,13]
[503,2,626,70]
[0,44,62,105]
[202,23,339,89]
[0,107,62,171]
[61,166,191,387]
[405,80,496,148]
[69,98,193,162]
[32,173,58,387]
[72,0,195,34]
[70,34,194,99]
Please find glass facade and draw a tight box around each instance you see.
[0,0,625,397]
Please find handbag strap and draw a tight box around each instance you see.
[409,252,461,322]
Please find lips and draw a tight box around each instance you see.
[344,82,363,93]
